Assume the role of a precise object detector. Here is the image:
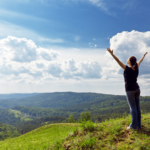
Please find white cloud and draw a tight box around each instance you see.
[0,36,103,83]
[62,60,101,79]
[0,36,60,82]
[103,30,150,78]
[0,36,59,63]
[47,63,63,78]
[0,31,149,95]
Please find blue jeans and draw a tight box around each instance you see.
[126,88,141,129]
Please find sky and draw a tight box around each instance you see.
[0,0,150,95]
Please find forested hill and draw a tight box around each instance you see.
[0,123,20,141]
[0,92,127,109]
[0,93,39,100]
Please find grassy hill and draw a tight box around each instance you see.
[0,113,150,150]
[0,123,78,150]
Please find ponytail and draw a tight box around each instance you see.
[134,62,138,70]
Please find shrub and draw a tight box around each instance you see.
[79,137,96,149]
[99,125,104,131]
[80,120,96,132]
[80,112,91,121]
[73,128,78,135]
[68,114,76,123]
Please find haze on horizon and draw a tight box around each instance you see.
[0,0,150,96]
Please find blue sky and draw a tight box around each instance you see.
[0,0,150,95]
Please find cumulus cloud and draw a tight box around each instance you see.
[0,36,59,81]
[103,30,150,78]
[47,63,63,78]
[62,60,101,79]
[0,36,102,83]
[37,48,59,61]
[0,36,59,63]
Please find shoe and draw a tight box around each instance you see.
[127,126,131,130]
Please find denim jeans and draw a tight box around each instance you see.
[126,88,141,129]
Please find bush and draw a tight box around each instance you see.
[68,115,76,123]
[80,120,96,132]
[78,112,91,122]
[79,137,96,149]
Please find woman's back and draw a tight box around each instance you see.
[124,65,139,91]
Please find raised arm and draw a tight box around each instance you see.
[137,52,148,67]
[107,48,126,70]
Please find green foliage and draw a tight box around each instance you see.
[9,93,150,124]
[68,115,76,123]
[73,128,78,135]
[0,123,20,141]
[80,120,96,132]
[0,108,21,125]
[80,112,91,122]
[79,137,96,149]
[0,92,115,109]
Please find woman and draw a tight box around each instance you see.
[107,48,148,130]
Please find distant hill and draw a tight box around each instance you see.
[0,92,125,109]
[0,92,149,122]
[12,96,150,122]
[0,93,40,100]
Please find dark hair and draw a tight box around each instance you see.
[130,56,138,70]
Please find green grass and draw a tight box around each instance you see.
[1,113,150,150]
[9,109,33,121]
[0,123,78,150]
[24,118,33,121]
[60,113,150,150]
[9,109,21,118]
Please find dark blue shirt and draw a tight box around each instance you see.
[123,65,139,91]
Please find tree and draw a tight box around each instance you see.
[80,112,91,122]
[68,115,75,123]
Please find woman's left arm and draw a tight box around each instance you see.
[107,48,126,70]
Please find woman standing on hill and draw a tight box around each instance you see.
[107,48,148,130]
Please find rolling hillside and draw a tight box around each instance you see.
[0,113,150,150]
[0,123,78,150]
[11,95,150,121]
[0,93,39,100]
[0,92,125,109]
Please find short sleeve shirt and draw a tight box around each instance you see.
[123,65,139,91]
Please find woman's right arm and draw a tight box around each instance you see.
[137,52,148,67]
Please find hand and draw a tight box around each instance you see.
[143,52,148,57]
[107,48,113,55]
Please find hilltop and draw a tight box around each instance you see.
[0,113,150,149]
